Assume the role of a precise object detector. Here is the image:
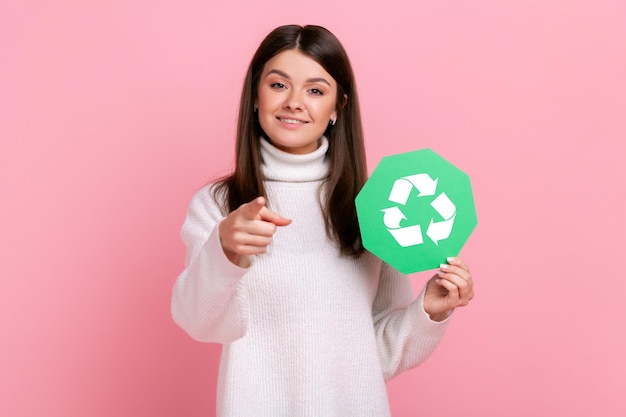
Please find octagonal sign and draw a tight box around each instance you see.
[356,149,477,274]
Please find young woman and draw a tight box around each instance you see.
[171,24,474,417]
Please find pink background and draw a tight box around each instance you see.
[2,1,625,416]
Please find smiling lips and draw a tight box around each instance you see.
[277,116,308,126]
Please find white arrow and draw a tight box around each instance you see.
[430,192,456,220]
[388,178,414,205]
[405,174,438,197]
[390,225,424,247]
[426,192,456,246]
[426,215,456,246]
[381,207,406,229]
[388,174,439,205]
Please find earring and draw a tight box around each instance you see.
[330,117,337,126]
[254,105,258,112]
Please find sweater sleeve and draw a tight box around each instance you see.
[171,186,251,344]
[372,262,452,381]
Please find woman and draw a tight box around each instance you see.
[172,24,474,417]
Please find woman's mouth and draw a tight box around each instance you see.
[277,117,307,125]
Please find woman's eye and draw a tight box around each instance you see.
[270,82,286,89]
[309,88,324,96]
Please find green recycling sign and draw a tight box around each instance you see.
[356,149,477,274]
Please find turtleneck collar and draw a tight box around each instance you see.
[260,137,330,182]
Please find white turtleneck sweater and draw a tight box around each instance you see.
[171,137,451,417]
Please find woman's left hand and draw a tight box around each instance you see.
[423,257,474,322]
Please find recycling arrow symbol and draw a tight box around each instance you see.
[381,174,456,247]
[356,148,477,274]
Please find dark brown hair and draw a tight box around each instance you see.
[215,24,367,257]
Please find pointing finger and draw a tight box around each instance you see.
[259,206,292,227]
[241,197,267,220]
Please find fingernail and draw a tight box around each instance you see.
[446,257,456,263]
[439,264,449,270]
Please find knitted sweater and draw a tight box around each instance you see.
[171,137,451,417]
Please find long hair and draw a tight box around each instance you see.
[215,24,367,257]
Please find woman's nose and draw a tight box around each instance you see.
[284,90,303,111]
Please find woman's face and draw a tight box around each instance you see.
[256,49,338,154]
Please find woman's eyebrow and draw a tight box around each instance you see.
[266,69,331,87]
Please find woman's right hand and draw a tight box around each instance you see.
[219,197,291,265]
